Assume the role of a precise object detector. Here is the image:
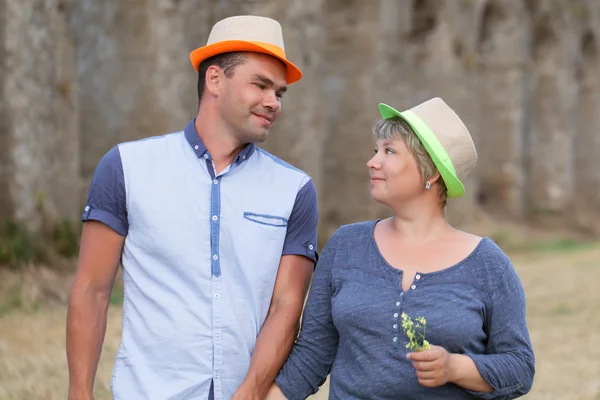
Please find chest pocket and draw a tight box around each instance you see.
[243,212,288,241]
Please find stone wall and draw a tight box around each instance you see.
[0,0,79,230]
[1,0,599,238]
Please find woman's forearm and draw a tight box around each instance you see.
[265,383,288,400]
[449,354,493,393]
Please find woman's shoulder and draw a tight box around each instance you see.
[330,219,379,240]
[463,234,520,282]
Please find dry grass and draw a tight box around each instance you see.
[1,244,599,400]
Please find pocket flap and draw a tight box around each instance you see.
[243,212,288,227]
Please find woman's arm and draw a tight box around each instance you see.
[265,384,288,400]
[273,230,343,400]
[407,346,492,392]
[408,246,534,399]
[463,248,535,399]
[448,354,492,392]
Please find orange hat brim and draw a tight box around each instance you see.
[189,40,302,84]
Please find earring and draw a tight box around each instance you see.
[425,181,431,190]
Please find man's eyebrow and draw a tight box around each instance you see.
[252,74,287,93]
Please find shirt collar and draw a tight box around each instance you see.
[184,119,255,165]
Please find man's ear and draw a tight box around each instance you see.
[204,65,223,97]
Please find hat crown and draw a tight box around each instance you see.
[410,98,477,180]
[207,15,285,51]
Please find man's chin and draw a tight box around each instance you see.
[249,130,269,144]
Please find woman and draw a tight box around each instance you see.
[267,98,535,399]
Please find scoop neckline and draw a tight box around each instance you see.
[369,219,488,278]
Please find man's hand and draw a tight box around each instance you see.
[67,391,95,400]
[406,345,455,387]
[230,382,260,400]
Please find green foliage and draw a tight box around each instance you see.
[110,280,124,305]
[401,313,430,352]
[0,285,23,317]
[51,219,80,258]
[0,221,40,269]
[0,218,80,270]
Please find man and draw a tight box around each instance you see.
[66,15,318,400]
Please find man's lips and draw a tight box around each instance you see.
[370,177,385,183]
[252,112,273,124]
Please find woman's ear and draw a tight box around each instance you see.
[427,172,441,185]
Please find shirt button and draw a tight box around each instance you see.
[212,215,218,221]
[213,179,218,184]
[203,154,209,159]
[411,285,416,290]
[84,206,90,211]
[242,155,246,159]
[213,254,218,261]
[194,145,199,150]
[214,293,220,298]
[308,244,314,250]
[393,324,398,329]
[215,330,221,336]
[393,337,398,342]
[393,313,399,318]
[416,274,421,280]
[396,301,401,307]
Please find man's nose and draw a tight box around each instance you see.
[262,91,281,112]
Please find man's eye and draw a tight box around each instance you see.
[254,83,266,89]
[386,148,394,154]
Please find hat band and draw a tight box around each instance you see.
[212,40,286,60]
[398,110,457,177]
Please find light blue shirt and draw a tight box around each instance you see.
[82,120,319,400]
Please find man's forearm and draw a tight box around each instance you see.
[66,284,111,399]
[236,305,301,399]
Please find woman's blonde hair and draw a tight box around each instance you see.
[372,117,447,208]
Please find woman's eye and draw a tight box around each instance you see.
[386,148,394,154]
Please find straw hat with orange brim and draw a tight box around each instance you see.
[378,98,478,198]
[190,15,302,85]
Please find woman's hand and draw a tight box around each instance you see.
[406,345,456,387]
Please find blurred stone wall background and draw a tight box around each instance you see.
[1,0,599,244]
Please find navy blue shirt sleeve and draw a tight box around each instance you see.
[276,229,340,400]
[466,252,535,399]
[282,179,319,263]
[81,145,128,236]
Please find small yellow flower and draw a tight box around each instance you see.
[401,313,430,352]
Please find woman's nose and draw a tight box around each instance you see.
[367,154,379,169]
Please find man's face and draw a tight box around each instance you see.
[218,53,288,144]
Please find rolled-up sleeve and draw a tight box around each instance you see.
[81,145,128,236]
[282,178,319,263]
[275,230,341,400]
[467,255,535,399]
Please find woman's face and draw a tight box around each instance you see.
[367,138,425,207]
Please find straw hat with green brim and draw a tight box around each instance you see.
[378,98,477,198]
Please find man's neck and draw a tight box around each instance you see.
[194,109,247,174]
